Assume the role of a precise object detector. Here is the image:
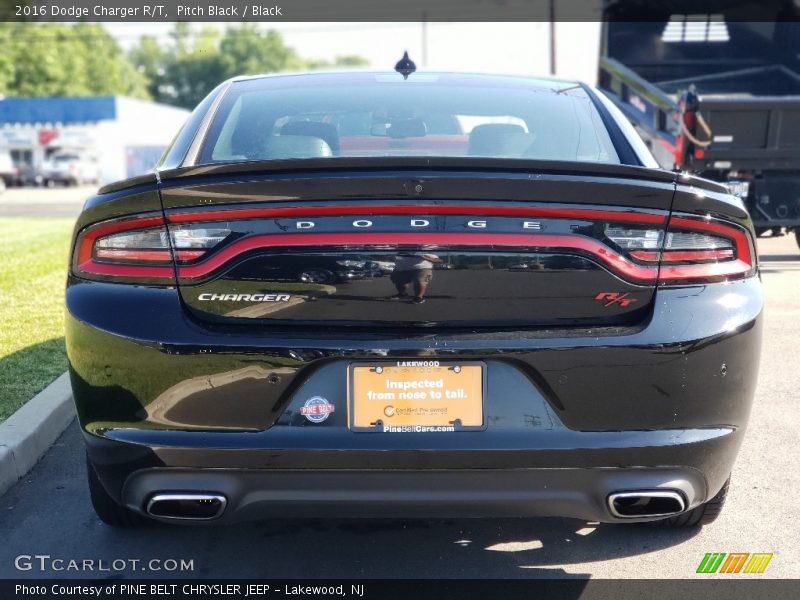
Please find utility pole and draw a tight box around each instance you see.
[549,0,556,75]
[421,13,428,67]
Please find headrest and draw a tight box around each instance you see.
[259,135,333,159]
[467,123,530,157]
[281,121,340,153]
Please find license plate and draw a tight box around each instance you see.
[348,362,485,432]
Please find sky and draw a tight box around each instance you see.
[102,22,602,84]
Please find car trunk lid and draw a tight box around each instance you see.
[159,163,675,328]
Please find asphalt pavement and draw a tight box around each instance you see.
[0,185,95,217]
[0,214,798,579]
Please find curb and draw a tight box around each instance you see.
[0,372,75,497]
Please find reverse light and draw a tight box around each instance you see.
[628,231,735,263]
[93,226,230,263]
[94,228,174,262]
[604,226,663,250]
[170,227,231,249]
[612,216,754,284]
[73,215,230,281]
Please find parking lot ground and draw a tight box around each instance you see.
[0,233,797,580]
[0,185,95,217]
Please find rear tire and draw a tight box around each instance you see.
[655,478,729,527]
[86,455,146,527]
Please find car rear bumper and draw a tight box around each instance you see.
[68,275,762,522]
[119,465,709,524]
[84,417,738,522]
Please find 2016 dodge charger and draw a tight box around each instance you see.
[66,67,761,527]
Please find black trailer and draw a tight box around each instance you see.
[598,12,800,248]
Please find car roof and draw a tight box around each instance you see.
[227,70,584,92]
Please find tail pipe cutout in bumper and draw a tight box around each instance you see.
[145,493,227,521]
[607,490,686,518]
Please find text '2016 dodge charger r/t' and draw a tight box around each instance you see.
[67,64,761,527]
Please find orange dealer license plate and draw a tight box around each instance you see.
[348,361,485,432]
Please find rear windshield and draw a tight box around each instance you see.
[199,74,620,165]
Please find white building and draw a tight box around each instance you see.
[0,96,189,184]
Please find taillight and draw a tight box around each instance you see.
[73,214,230,282]
[74,205,753,286]
[94,228,173,263]
[605,216,755,284]
[658,216,755,283]
[604,226,663,250]
[170,226,231,252]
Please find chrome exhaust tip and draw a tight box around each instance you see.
[145,493,227,520]
[607,490,686,519]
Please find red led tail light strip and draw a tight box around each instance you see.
[73,206,753,284]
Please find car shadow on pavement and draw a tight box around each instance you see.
[82,515,699,579]
[89,506,700,576]
[247,516,699,571]
[0,423,700,580]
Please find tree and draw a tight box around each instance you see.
[0,23,149,99]
[0,23,370,108]
[160,25,228,109]
[128,35,168,102]
[0,24,19,94]
[73,23,149,98]
[129,24,306,109]
[219,24,304,77]
[303,55,371,70]
[128,24,370,109]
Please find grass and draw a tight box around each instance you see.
[0,217,309,427]
[0,217,74,421]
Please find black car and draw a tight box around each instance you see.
[66,69,761,527]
